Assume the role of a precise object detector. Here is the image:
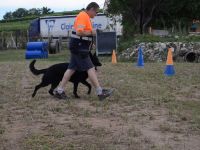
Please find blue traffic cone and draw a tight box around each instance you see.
[137,47,144,68]
[164,48,175,76]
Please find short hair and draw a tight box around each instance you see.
[86,2,100,10]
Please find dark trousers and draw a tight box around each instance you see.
[68,38,94,71]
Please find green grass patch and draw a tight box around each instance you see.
[0,49,25,62]
[0,20,30,31]
[0,49,71,62]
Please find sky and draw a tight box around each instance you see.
[0,0,105,19]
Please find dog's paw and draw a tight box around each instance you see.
[73,93,80,98]
[75,95,80,99]
[49,91,54,96]
[87,89,91,95]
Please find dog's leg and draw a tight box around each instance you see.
[49,83,58,96]
[73,82,80,98]
[81,80,92,95]
[32,82,47,97]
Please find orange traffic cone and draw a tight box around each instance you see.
[164,48,175,76]
[112,50,117,64]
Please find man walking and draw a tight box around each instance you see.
[54,2,113,100]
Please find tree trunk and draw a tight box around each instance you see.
[139,0,144,34]
[178,21,182,34]
[142,4,156,34]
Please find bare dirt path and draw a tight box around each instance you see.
[0,62,200,150]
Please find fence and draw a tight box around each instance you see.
[0,30,28,50]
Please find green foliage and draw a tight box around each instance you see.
[107,0,164,35]
[0,20,30,31]
[41,7,54,15]
[107,0,200,35]
[3,12,13,20]
[12,8,28,19]
[28,8,41,16]
[62,10,81,15]
[3,7,54,20]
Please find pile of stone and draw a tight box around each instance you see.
[118,42,200,62]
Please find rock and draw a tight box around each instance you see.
[160,43,167,49]
[119,42,200,62]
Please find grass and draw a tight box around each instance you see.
[0,49,200,149]
[0,49,70,62]
[0,20,30,31]
[0,126,5,135]
[0,12,65,32]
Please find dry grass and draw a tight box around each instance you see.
[0,50,200,150]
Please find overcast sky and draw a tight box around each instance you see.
[0,0,105,19]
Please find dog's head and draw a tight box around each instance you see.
[89,52,102,67]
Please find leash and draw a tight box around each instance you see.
[89,36,94,53]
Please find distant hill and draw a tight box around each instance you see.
[0,9,103,32]
[0,12,69,31]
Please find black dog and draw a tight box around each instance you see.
[29,52,102,98]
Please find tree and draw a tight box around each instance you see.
[155,0,200,33]
[107,0,200,35]
[28,8,41,16]
[2,7,55,21]
[3,12,13,20]
[107,0,164,35]
[41,7,54,14]
[12,8,28,18]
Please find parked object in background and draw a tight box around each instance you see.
[151,29,169,36]
[25,42,48,59]
[184,51,199,63]
[28,14,122,54]
[96,31,117,55]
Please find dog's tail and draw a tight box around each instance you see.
[29,60,47,75]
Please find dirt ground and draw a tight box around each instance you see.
[0,57,200,150]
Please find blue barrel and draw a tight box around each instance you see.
[43,42,48,49]
[27,42,47,51]
[43,51,48,58]
[25,42,48,59]
[25,51,43,59]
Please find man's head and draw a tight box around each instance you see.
[86,2,100,18]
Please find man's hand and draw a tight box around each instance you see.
[91,29,96,36]
[92,43,96,50]
[90,29,103,36]
[96,29,103,34]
